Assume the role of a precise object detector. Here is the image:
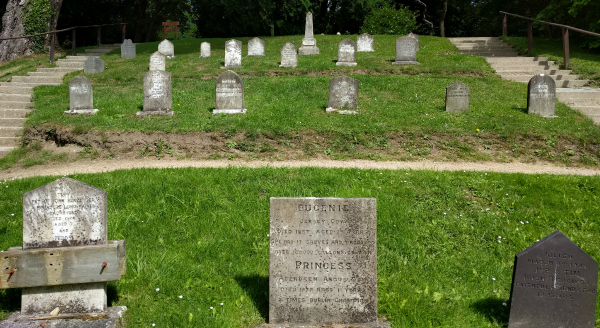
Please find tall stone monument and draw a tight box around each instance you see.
[121,39,136,59]
[280,43,298,68]
[65,76,98,115]
[527,74,556,117]
[222,39,243,69]
[298,12,319,55]
[158,39,175,58]
[84,57,104,74]
[248,37,265,56]
[326,76,359,114]
[214,70,247,114]
[139,70,173,116]
[393,36,418,65]
[200,42,211,58]
[336,39,357,66]
[445,81,470,113]
[149,51,166,71]
[357,33,374,52]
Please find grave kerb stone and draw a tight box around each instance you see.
[357,33,374,52]
[299,12,320,55]
[214,70,247,114]
[139,70,173,117]
[527,74,556,117]
[280,43,298,68]
[84,57,104,74]
[149,51,166,71]
[121,39,136,59]
[336,39,357,66]
[326,76,359,114]
[65,76,98,115]
[248,37,265,57]
[445,81,470,113]
[393,36,418,65]
[221,39,243,69]
[158,39,175,58]
[200,42,211,58]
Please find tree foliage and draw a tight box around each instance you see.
[360,4,418,35]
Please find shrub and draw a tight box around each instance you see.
[360,4,418,35]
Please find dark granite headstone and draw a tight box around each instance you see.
[508,231,598,328]
[527,74,556,117]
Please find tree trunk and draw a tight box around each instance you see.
[415,0,434,35]
[439,0,448,37]
[144,4,162,42]
[133,0,148,43]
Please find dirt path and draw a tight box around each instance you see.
[1,158,599,180]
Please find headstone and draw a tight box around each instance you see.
[408,32,419,50]
[280,42,298,68]
[149,51,166,71]
[508,231,598,328]
[248,37,265,56]
[84,57,104,74]
[222,39,242,69]
[269,197,379,326]
[326,76,359,114]
[200,42,211,58]
[336,39,357,66]
[357,33,374,52]
[121,39,136,59]
[445,81,470,113]
[393,36,418,65]
[65,76,98,115]
[158,39,175,58]
[139,70,173,116]
[527,74,556,117]
[214,70,246,114]
[298,12,320,55]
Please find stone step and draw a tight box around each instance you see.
[0,93,30,102]
[559,98,600,106]
[65,55,92,61]
[56,61,85,68]
[0,82,61,87]
[11,76,63,84]
[556,89,600,100]
[0,108,31,118]
[569,106,600,115]
[495,69,572,76]
[456,46,515,51]
[0,101,33,109]
[464,52,519,57]
[0,85,33,94]
[502,74,581,82]
[0,137,19,147]
[84,48,114,54]
[0,146,14,156]
[0,118,26,125]
[0,127,21,137]
[486,56,549,63]
[449,37,498,42]
[36,67,79,73]
[556,80,589,88]
[488,63,558,70]
[27,71,68,77]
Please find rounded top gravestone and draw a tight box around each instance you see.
[357,33,374,52]
[149,51,166,71]
[222,39,243,69]
[158,39,175,58]
[527,74,556,117]
[214,70,246,114]
[248,37,265,56]
[336,39,357,67]
[200,42,211,58]
[121,39,136,59]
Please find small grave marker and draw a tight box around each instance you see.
[326,76,359,114]
[336,39,357,66]
[84,57,104,74]
[393,36,418,65]
[121,39,136,59]
[248,37,265,56]
[222,39,242,69]
[280,43,298,68]
[200,42,211,58]
[158,39,175,58]
[149,51,166,71]
[214,70,246,114]
[299,12,320,55]
[527,74,556,117]
[139,70,173,116]
[357,33,374,52]
[65,76,98,115]
[445,81,470,113]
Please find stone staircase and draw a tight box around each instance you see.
[555,88,600,124]
[0,44,119,157]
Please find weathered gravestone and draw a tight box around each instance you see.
[200,42,211,58]
[336,39,357,66]
[393,36,418,65]
[121,39,136,59]
[357,33,374,52]
[508,231,598,328]
[299,12,320,55]
[326,76,359,114]
[139,70,173,116]
[84,57,104,74]
[149,51,166,71]
[248,37,265,56]
[65,76,98,115]
[445,81,470,113]
[0,177,126,327]
[268,197,380,327]
[214,70,246,114]
[280,43,298,68]
[222,39,242,69]
[408,32,419,50]
[158,39,175,58]
[527,74,556,117]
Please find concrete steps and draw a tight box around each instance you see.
[556,88,600,124]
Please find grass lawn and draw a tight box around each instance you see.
[1,167,600,327]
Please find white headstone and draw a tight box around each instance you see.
[357,33,374,52]
[393,36,418,65]
[280,43,298,68]
[200,42,211,58]
[299,12,320,55]
[139,70,173,116]
[158,39,175,58]
[121,39,136,59]
[222,39,242,69]
[527,74,556,117]
[248,37,265,56]
[65,76,98,115]
[336,39,357,66]
[149,51,166,71]
[214,70,247,114]
[326,76,359,114]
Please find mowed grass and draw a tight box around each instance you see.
[1,168,600,327]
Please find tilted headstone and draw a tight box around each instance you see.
[298,12,320,55]
[222,39,242,69]
[357,33,374,52]
[65,76,98,115]
[393,36,418,65]
[408,32,419,50]
[527,74,556,117]
[149,51,166,71]
[121,39,136,59]
[326,76,359,114]
[445,81,470,113]
[269,198,378,326]
[84,57,104,74]
[280,42,298,68]
[508,231,598,328]
[214,70,246,114]
[336,39,357,66]
[248,37,265,56]
[139,70,173,116]
[200,42,211,58]
[158,39,175,58]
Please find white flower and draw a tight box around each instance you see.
[506,193,508,196]
[526,221,529,223]
[220,303,223,305]
[210,307,213,310]
[498,240,502,243]
[152,324,155,327]
[516,228,519,231]
[11,213,14,216]
[520,221,524,224]
[502,302,507,306]
[156,288,160,292]
[497,236,501,239]
[493,290,497,293]
[492,277,496,281]
[179,295,183,299]
[267,234,269,237]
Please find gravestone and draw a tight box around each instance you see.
[200,42,211,58]
[121,39,136,59]
[527,74,556,117]
[408,32,419,50]
[0,177,126,327]
[268,197,379,326]
[280,43,298,68]
[326,76,359,114]
[139,70,173,116]
[158,39,175,58]
[393,36,418,65]
[149,51,166,71]
[248,37,265,56]
[445,81,470,113]
[84,57,104,74]
[214,70,246,114]
[336,39,357,66]
[357,33,374,52]
[299,12,320,55]
[222,39,242,69]
[508,231,598,328]
[65,76,98,115]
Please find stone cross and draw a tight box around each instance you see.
[158,39,175,58]
[149,51,166,71]
[248,37,265,56]
[200,42,211,58]
[139,70,173,116]
[527,74,556,117]
[445,81,470,113]
[508,231,598,327]
[269,197,378,326]
[326,76,359,114]
[280,43,298,68]
[65,76,98,115]
[299,12,319,55]
[84,57,104,74]
[336,39,357,66]
[214,70,246,114]
[393,36,418,65]
[357,33,374,52]
[222,39,242,69]
[121,39,136,59]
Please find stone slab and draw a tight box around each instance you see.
[337,39,357,66]
[326,76,359,112]
[69,76,94,113]
[445,81,470,113]
[248,37,265,56]
[357,33,374,52]
[149,51,166,71]
[0,306,126,328]
[120,40,135,59]
[394,36,418,64]
[280,43,298,68]
[158,39,174,58]
[215,70,245,114]
[83,58,104,74]
[200,42,211,58]
[527,74,556,117]
[142,70,172,114]
[223,39,242,69]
